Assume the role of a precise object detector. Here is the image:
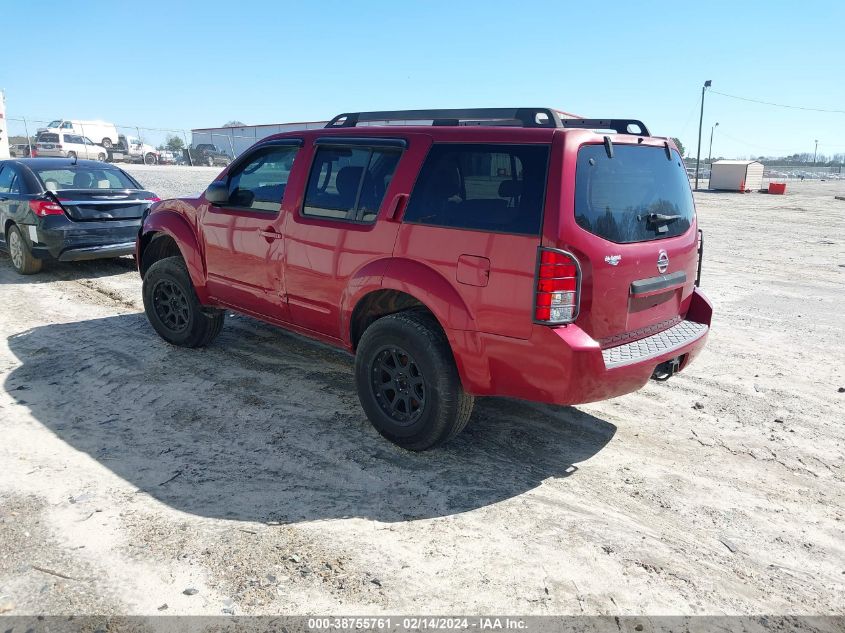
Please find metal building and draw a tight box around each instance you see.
[191,120,328,157]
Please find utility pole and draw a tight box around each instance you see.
[814,139,819,165]
[695,80,712,190]
[708,122,719,165]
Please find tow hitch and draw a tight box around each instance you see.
[651,356,681,382]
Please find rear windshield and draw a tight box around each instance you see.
[33,167,139,191]
[574,144,693,243]
[38,133,59,143]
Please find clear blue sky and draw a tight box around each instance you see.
[4,0,844,159]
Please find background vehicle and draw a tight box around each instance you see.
[108,135,159,165]
[37,119,119,149]
[0,158,159,274]
[9,143,31,158]
[138,107,712,451]
[187,143,231,166]
[32,132,108,161]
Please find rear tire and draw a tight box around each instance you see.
[144,153,157,165]
[101,138,112,149]
[142,256,224,348]
[66,151,77,160]
[97,153,106,162]
[354,311,474,451]
[6,224,42,275]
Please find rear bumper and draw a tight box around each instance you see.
[25,216,141,262]
[452,288,713,406]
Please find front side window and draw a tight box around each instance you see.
[226,144,299,213]
[404,144,549,235]
[574,144,694,243]
[303,145,401,222]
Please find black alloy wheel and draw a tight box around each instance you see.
[152,278,190,333]
[370,346,426,425]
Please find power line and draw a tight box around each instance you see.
[710,90,845,114]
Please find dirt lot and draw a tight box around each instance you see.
[0,168,843,616]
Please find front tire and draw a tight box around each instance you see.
[101,138,112,149]
[142,256,224,347]
[354,311,474,451]
[6,225,42,275]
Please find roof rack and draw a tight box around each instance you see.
[325,108,565,129]
[324,109,650,135]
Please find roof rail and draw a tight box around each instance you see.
[561,119,651,136]
[325,108,565,129]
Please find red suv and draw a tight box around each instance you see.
[137,108,712,450]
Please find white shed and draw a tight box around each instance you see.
[709,160,764,192]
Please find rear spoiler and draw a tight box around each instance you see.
[560,119,650,136]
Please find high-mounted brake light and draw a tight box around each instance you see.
[534,247,580,324]
[29,200,65,217]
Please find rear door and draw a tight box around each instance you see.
[199,140,301,321]
[562,140,699,342]
[396,142,549,339]
[283,137,410,339]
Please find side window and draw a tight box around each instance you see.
[404,144,549,235]
[0,167,14,193]
[226,144,299,213]
[303,145,401,222]
[62,122,73,129]
[64,134,81,144]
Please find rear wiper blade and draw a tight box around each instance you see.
[643,213,682,224]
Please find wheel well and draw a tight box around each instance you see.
[4,219,14,239]
[139,232,182,276]
[350,290,438,350]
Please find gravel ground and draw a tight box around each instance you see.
[0,168,843,616]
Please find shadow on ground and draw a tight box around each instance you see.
[5,312,615,523]
[0,251,136,285]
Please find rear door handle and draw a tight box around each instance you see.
[259,229,283,240]
[386,193,408,220]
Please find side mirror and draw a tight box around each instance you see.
[205,181,229,205]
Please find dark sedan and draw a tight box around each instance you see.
[0,158,159,274]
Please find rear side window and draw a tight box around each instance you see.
[227,144,298,213]
[575,144,694,243]
[303,145,401,222]
[404,144,549,235]
[0,166,17,193]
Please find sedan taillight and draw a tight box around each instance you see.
[29,200,65,216]
[535,247,580,324]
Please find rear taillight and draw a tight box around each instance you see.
[31,149,38,157]
[145,197,161,203]
[29,200,65,216]
[534,247,580,324]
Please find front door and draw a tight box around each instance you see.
[200,141,301,321]
[283,138,409,339]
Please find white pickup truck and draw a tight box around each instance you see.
[108,135,159,165]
